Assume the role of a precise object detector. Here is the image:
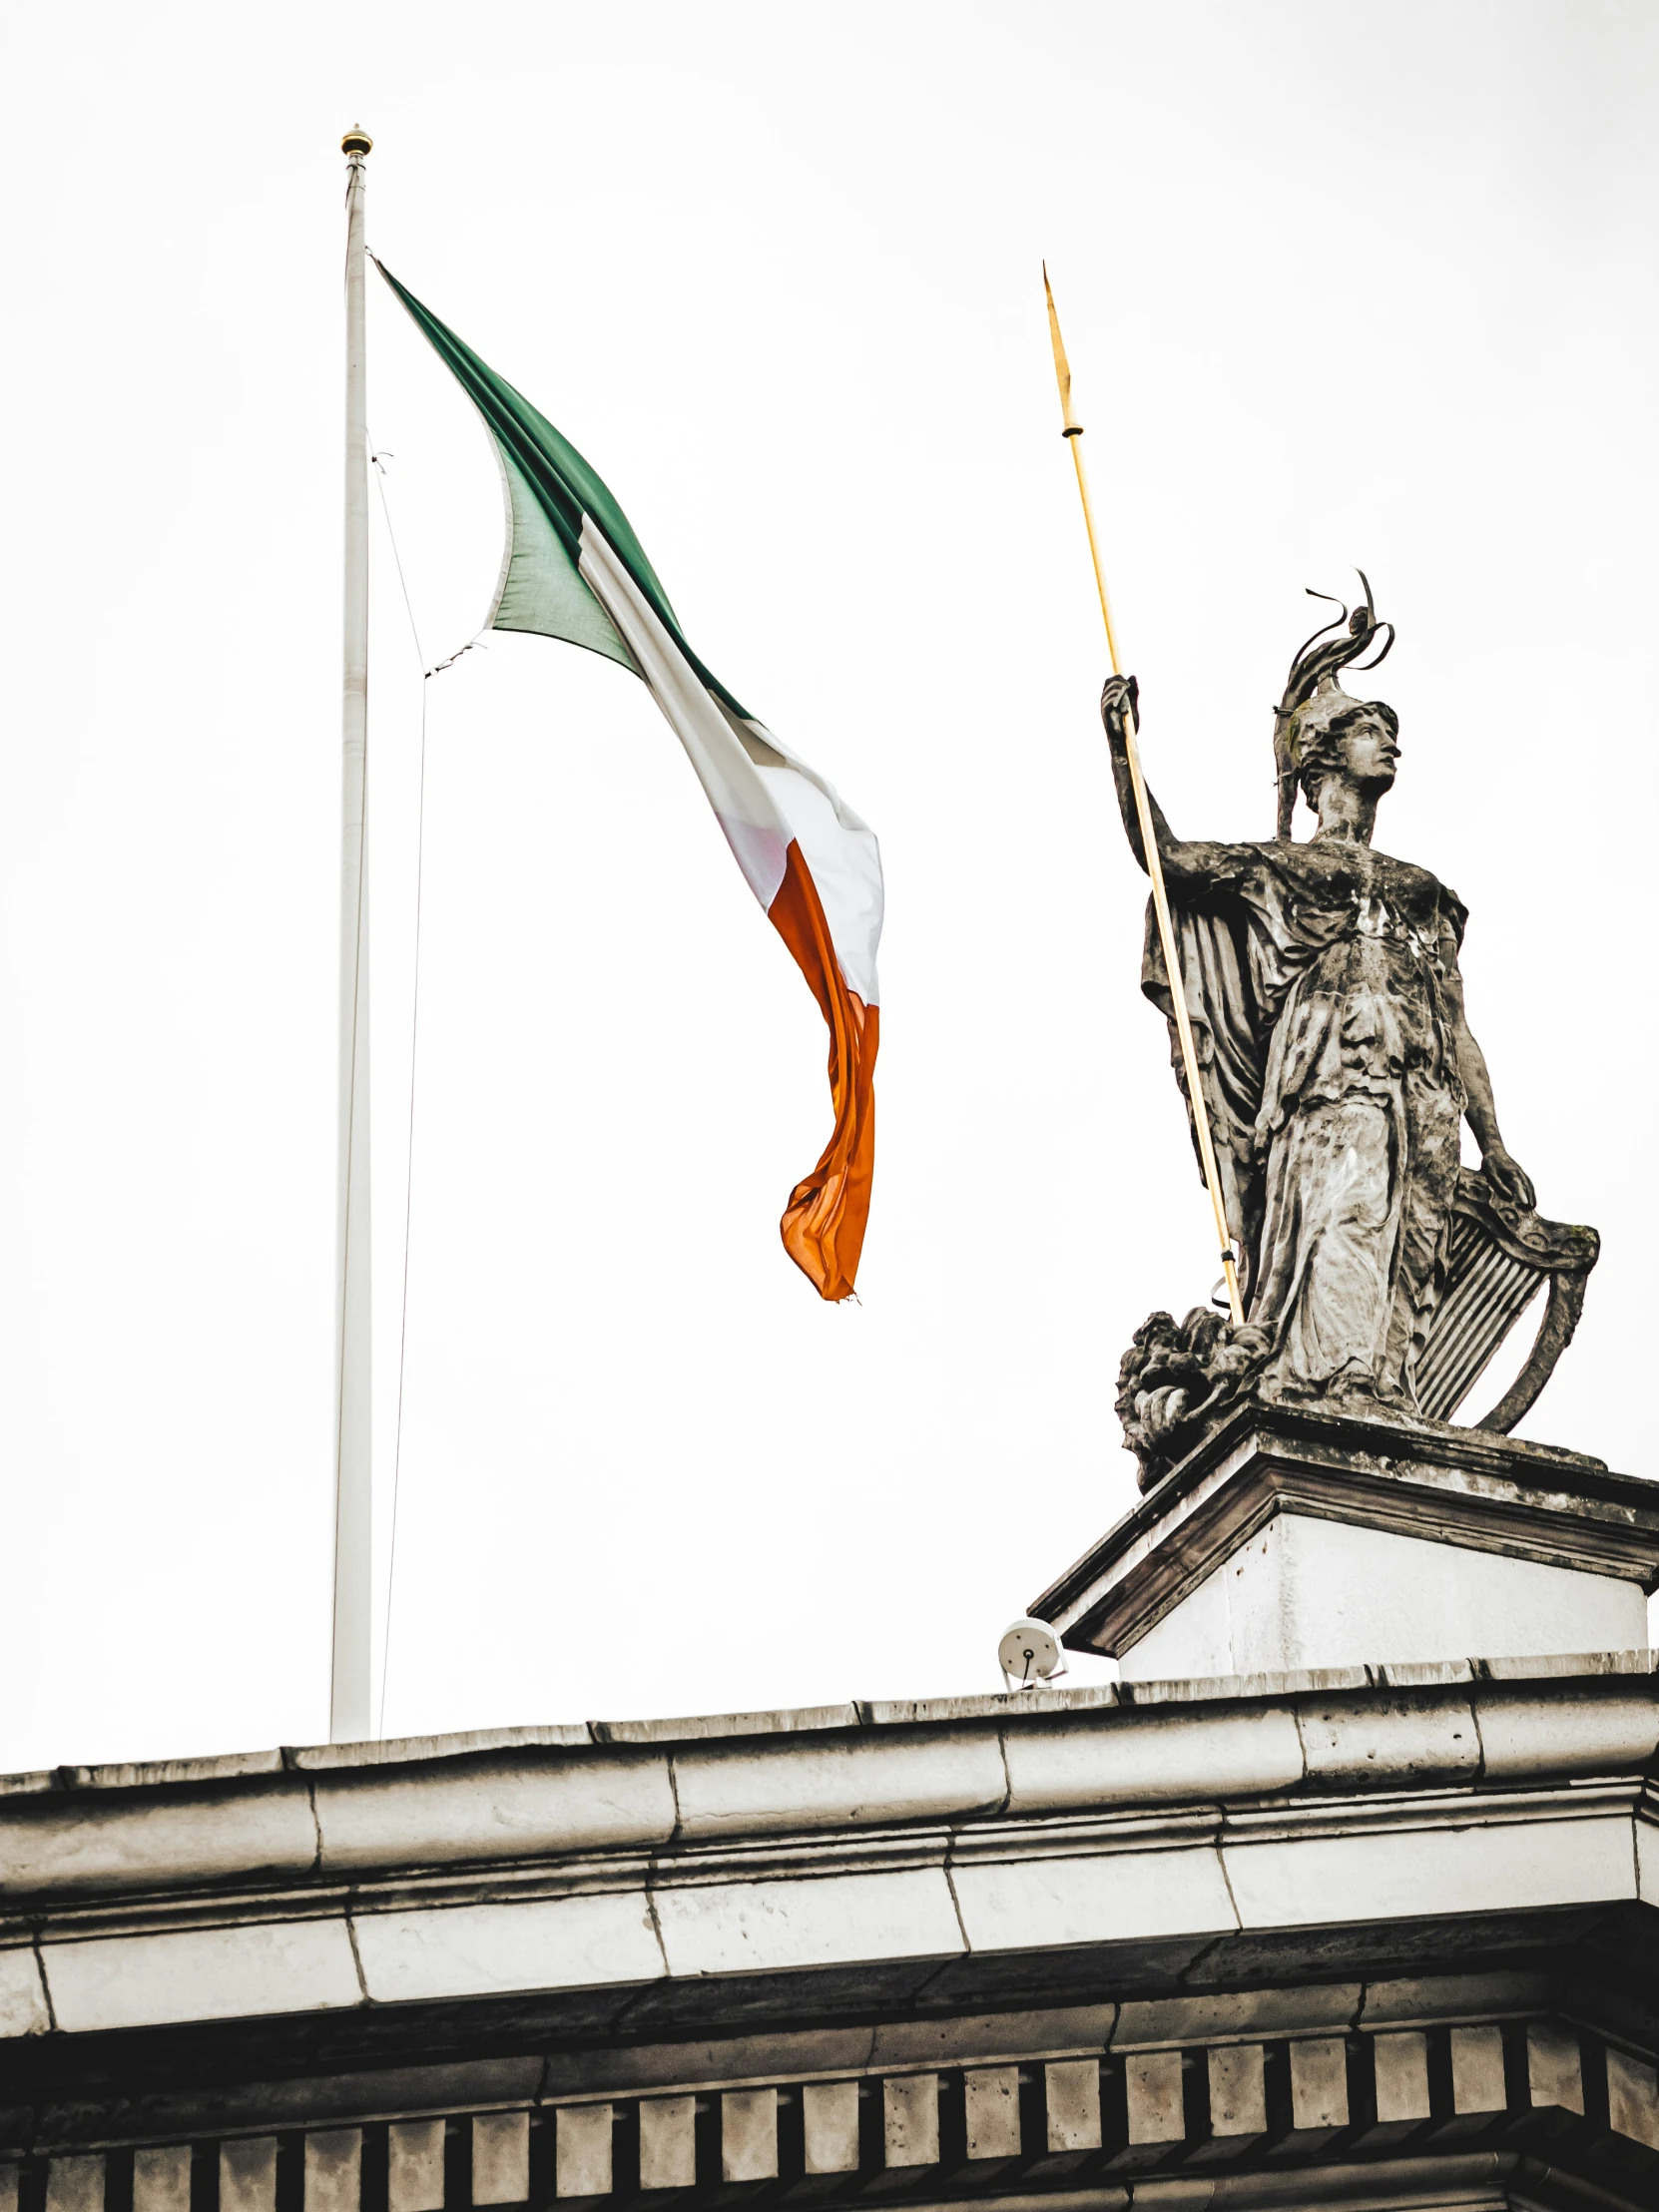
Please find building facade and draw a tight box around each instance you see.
[4,1405,1657,2212]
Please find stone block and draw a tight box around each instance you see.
[0,1780,317,1900]
[1224,1811,1635,1932]
[1114,1986,1358,2048]
[353,1892,664,2003]
[871,2005,1115,2069]
[220,2137,277,2212]
[1000,1705,1304,1812]
[1360,1970,1553,2027]
[1045,2060,1102,2151]
[1373,2031,1431,2126]
[655,1868,960,1978]
[132,2147,192,2212]
[951,1846,1235,1954]
[1474,1684,1659,1783]
[1450,2026,1507,2115]
[1126,2051,1186,2144]
[597,1704,860,1744]
[1526,2022,1583,2115]
[638,2097,696,2190]
[472,2112,529,2204]
[1606,2047,1659,2151]
[802,2082,860,2173]
[303,2130,361,2212]
[0,2165,16,2212]
[672,1728,1006,1840]
[312,1754,676,1872]
[963,2067,1021,2160]
[45,2156,104,2212]
[883,2075,939,2167]
[0,1945,50,2037]
[42,1919,361,2031]
[721,2089,777,2181]
[1289,2038,1349,2130]
[554,2107,612,2199]
[1297,1688,1479,1790]
[387,2120,446,2212]
[1208,2044,1266,2138]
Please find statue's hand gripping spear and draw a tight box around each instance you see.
[1042,265,1245,1328]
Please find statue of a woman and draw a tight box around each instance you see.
[1104,591,1535,1412]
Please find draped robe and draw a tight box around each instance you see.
[1143,835,1469,1406]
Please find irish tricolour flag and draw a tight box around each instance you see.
[378,267,882,1302]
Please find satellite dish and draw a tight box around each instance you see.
[998,1616,1065,1691]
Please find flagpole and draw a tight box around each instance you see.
[332,125,374,1741]
[1042,266,1245,1328]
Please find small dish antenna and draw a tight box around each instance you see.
[998,1616,1066,1692]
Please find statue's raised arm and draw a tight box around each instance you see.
[1099,673,1247,896]
[1111,581,1599,1488]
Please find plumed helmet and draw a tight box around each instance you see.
[1274,574,1395,838]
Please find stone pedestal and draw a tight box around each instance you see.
[1032,1401,1659,1679]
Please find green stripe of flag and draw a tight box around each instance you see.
[376,263,752,719]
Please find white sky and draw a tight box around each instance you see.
[3,2,1655,1773]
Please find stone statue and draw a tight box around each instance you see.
[1108,583,1597,1487]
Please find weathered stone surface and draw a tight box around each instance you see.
[1360,1971,1555,2027]
[1036,1402,1659,1674]
[870,2006,1114,2068]
[554,2107,611,2200]
[1372,2031,1430,2126]
[1525,2022,1583,2115]
[1288,2038,1349,2131]
[131,2146,191,2212]
[386,2121,445,2212]
[302,2131,360,2212]
[654,1869,960,1978]
[1449,2025,1506,2115]
[45,2155,103,2212]
[801,2083,859,2174]
[1114,1987,1359,2049]
[1207,2045,1266,2138]
[720,2090,777,2182]
[636,2098,695,2190]
[1124,2051,1185,2144]
[952,1845,1235,1955]
[1044,2061,1101,2151]
[962,2067,1020,2159]
[351,1893,663,2005]
[1000,1704,1304,1811]
[1475,1680,1659,1780]
[1223,1807,1636,1931]
[41,1919,362,2032]
[881,2076,937,2167]
[0,1780,317,1901]
[1130,1515,1648,1681]
[670,1727,1006,1840]
[598,1705,859,1745]
[470,2113,529,2205]
[1606,2048,1659,2151]
[0,1946,49,2037]
[219,2137,276,2212]
[1295,1686,1480,1789]
[314,1754,676,1872]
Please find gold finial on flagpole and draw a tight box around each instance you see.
[341,124,373,159]
[1042,264,1245,1327]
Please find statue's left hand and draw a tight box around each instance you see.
[1100,672,1139,747]
[1483,1145,1536,1211]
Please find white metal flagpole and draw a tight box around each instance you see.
[331,123,373,1742]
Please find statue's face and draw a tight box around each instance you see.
[1338,710,1400,793]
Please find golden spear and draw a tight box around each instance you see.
[1043,264,1244,1327]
